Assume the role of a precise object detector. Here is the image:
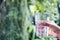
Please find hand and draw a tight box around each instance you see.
[37,20,58,28]
[36,20,59,38]
[48,28,57,38]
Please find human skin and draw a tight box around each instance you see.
[37,21,60,40]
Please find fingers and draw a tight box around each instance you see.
[38,20,58,28]
[37,20,49,27]
[52,32,57,38]
[48,28,57,38]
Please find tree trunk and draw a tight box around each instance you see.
[0,0,30,40]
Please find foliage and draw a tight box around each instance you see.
[31,0,59,25]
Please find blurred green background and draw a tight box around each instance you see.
[0,0,60,40]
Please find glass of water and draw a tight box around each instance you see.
[34,11,50,38]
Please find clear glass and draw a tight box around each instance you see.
[35,11,50,38]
